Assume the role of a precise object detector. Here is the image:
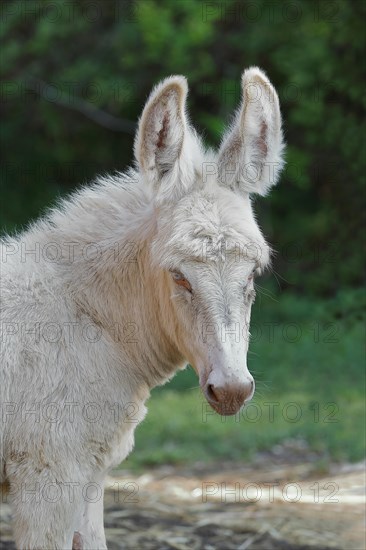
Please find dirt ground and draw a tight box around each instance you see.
[1,448,365,549]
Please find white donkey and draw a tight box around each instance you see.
[0,67,284,548]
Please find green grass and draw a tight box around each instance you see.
[124,288,365,470]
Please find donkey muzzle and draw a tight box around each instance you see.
[203,377,255,416]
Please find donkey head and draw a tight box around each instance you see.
[135,68,284,415]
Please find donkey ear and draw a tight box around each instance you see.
[218,67,285,196]
[134,75,194,202]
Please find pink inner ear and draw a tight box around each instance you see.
[72,531,83,549]
[257,120,268,155]
[157,112,170,149]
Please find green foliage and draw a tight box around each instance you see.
[128,388,364,468]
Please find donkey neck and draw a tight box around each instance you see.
[45,174,186,388]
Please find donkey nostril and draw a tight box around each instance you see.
[206,384,219,403]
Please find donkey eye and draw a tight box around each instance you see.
[170,271,192,293]
[248,266,260,281]
[248,269,255,281]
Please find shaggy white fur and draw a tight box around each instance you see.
[0,67,284,548]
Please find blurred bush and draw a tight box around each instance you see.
[1,0,365,295]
